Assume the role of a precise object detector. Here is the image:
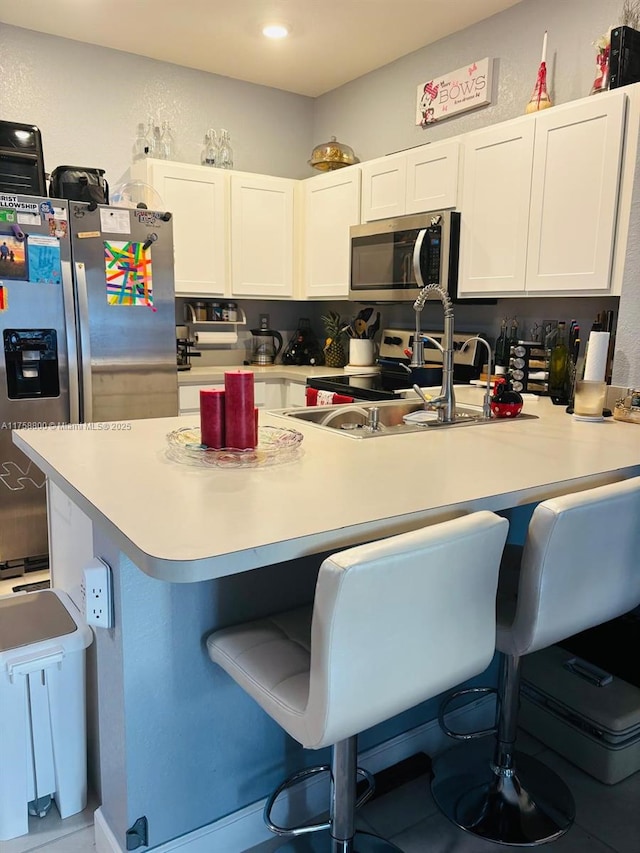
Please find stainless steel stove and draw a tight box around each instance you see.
[307,328,484,402]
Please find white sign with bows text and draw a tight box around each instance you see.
[416,57,493,127]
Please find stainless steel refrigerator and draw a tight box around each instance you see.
[0,195,178,573]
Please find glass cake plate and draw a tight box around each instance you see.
[166,425,304,468]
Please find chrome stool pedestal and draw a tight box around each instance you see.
[432,653,575,846]
[432,745,574,846]
[264,737,402,853]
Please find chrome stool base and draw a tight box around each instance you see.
[431,746,575,846]
[269,828,403,852]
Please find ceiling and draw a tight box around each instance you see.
[0,0,522,97]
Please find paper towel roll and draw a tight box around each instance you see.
[194,330,238,345]
[583,331,610,382]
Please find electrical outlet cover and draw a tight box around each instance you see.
[83,557,113,629]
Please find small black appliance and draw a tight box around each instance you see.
[282,318,324,366]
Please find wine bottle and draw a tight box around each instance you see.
[549,321,568,397]
[495,318,510,375]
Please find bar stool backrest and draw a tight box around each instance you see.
[501,476,640,658]
[301,511,508,749]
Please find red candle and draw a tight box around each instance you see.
[224,370,256,449]
[200,388,225,449]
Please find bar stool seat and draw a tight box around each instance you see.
[207,511,508,852]
[432,476,640,847]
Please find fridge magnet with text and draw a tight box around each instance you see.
[27,235,61,284]
[416,57,492,127]
[104,241,154,308]
[0,285,7,311]
[0,234,27,280]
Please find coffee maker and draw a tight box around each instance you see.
[249,316,283,365]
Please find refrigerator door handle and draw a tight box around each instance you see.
[62,260,80,424]
[75,261,93,423]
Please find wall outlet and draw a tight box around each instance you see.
[83,557,113,629]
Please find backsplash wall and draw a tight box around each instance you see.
[177,296,620,369]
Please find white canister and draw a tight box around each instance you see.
[349,338,375,366]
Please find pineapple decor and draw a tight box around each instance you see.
[321,310,347,368]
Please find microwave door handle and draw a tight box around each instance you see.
[412,229,427,289]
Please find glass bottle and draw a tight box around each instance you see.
[549,321,568,397]
[143,117,157,158]
[132,123,147,161]
[217,129,233,169]
[494,318,510,375]
[201,129,217,167]
[157,121,175,160]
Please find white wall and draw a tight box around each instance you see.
[0,24,315,184]
[313,0,622,160]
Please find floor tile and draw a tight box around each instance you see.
[31,826,95,852]
[391,810,617,853]
[538,748,640,853]
[359,773,437,839]
[0,800,96,853]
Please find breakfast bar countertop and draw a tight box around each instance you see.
[13,389,640,583]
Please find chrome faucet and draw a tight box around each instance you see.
[413,284,456,423]
[462,336,494,419]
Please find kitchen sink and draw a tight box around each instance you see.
[271,399,537,438]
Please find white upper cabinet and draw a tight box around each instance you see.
[526,91,626,293]
[360,153,407,221]
[230,173,295,298]
[301,167,361,299]
[405,140,460,214]
[130,159,229,297]
[361,140,460,222]
[458,89,627,298]
[458,117,535,296]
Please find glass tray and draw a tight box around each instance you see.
[166,425,304,468]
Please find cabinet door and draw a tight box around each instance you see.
[230,174,295,298]
[303,168,361,299]
[360,153,407,221]
[145,161,228,296]
[405,140,460,213]
[285,380,307,407]
[458,117,535,296]
[526,90,626,293]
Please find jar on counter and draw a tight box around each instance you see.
[209,302,223,321]
[193,301,207,321]
[224,301,238,322]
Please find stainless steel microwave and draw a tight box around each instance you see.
[349,210,460,303]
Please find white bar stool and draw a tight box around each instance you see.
[432,476,640,846]
[207,511,508,852]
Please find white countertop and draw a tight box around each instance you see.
[14,389,640,583]
[178,364,347,384]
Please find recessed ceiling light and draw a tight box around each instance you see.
[262,23,289,39]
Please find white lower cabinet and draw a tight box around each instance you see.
[284,380,307,407]
[179,380,279,416]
